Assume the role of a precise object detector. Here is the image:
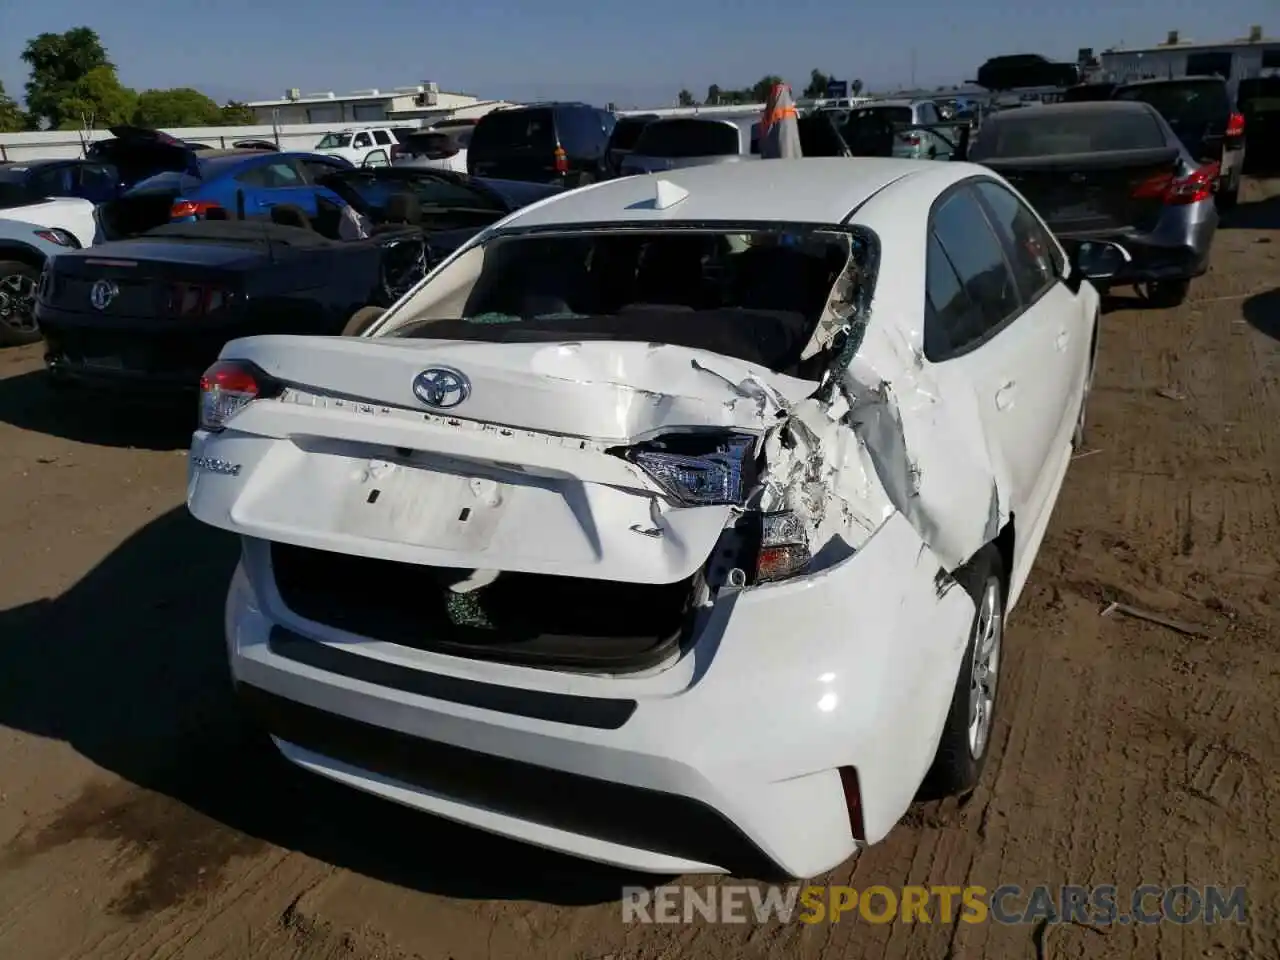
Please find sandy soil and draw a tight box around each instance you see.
[1,180,1279,960]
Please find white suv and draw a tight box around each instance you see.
[314,127,405,168]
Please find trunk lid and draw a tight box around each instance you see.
[188,335,813,585]
[86,126,199,188]
[982,147,1180,233]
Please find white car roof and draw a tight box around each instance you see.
[503,158,954,229]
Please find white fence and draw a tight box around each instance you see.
[0,120,427,163]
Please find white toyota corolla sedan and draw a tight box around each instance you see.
[187,158,1124,879]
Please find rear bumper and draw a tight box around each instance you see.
[1057,205,1218,284]
[221,514,976,878]
[38,309,255,393]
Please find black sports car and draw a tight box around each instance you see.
[36,219,427,392]
[36,167,561,394]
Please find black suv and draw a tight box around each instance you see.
[467,103,614,187]
[1114,76,1246,208]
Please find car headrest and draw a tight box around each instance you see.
[383,191,422,225]
[270,204,313,230]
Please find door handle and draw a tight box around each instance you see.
[1056,329,1069,351]
[995,380,1016,410]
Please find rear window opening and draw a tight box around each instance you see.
[632,119,743,158]
[470,109,556,152]
[270,541,702,672]
[971,110,1167,158]
[390,226,871,379]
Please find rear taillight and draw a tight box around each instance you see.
[900,133,921,146]
[1131,164,1218,205]
[1227,111,1246,137]
[198,359,281,432]
[166,281,233,317]
[754,511,811,583]
[170,199,223,219]
[554,145,568,174]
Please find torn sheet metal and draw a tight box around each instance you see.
[228,334,807,443]
[838,307,1013,572]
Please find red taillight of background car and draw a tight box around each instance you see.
[198,359,281,432]
[1130,163,1219,205]
[167,281,233,317]
[554,145,569,173]
[900,133,922,147]
[170,199,223,219]
[1227,111,1246,137]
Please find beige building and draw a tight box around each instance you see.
[246,83,515,127]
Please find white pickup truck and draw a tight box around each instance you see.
[313,127,410,167]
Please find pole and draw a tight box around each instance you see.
[911,48,917,90]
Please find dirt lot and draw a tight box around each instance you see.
[1,180,1279,960]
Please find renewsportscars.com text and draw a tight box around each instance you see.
[622,884,1248,926]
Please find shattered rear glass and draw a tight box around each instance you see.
[393,226,873,379]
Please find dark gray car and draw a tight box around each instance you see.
[968,100,1219,306]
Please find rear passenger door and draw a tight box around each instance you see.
[923,182,1069,570]
[235,158,323,217]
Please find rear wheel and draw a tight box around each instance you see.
[1144,278,1190,308]
[924,545,1005,797]
[0,261,41,346]
[1217,173,1240,210]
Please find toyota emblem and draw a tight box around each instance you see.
[412,366,471,409]
[90,279,118,311]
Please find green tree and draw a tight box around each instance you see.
[706,83,722,105]
[751,75,785,102]
[220,100,257,125]
[850,78,864,96]
[803,69,831,99]
[56,65,138,130]
[677,88,697,107]
[21,26,112,129]
[134,87,223,127]
[0,81,28,132]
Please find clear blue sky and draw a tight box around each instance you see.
[1,0,1273,109]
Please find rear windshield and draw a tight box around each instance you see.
[1115,80,1230,124]
[1239,78,1280,113]
[316,133,353,149]
[125,170,202,195]
[470,109,555,152]
[970,110,1167,158]
[633,119,742,158]
[609,118,655,151]
[847,106,913,128]
[389,227,865,378]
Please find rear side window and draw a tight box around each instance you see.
[1115,81,1230,124]
[558,108,605,152]
[353,132,373,148]
[609,118,653,151]
[916,102,940,124]
[373,130,391,145]
[633,119,740,158]
[471,109,556,152]
[236,161,304,188]
[972,181,1060,304]
[126,171,201,195]
[925,187,1020,360]
[970,109,1166,158]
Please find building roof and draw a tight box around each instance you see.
[499,158,930,229]
[1102,37,1280,56]
[247,86,473,108]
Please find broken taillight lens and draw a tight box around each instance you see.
[198,359,281,432]
[618,433,757,505]
[755,511,811,582]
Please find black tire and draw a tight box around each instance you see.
[1146,278,1190,309]
[924,544,1006,798]
[1217,176,1239,211]
[0,260,42,347]
[342,305,387,337]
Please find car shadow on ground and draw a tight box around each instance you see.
[0,507,655,907]
[0,371,196,450]
[1242,288,1280,342]
[1219,193,1280,230]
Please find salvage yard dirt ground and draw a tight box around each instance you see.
[2,178,1279,960]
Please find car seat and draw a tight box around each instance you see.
[373,192,423,234]
[312,194,346,240]
[270,204,314,231]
